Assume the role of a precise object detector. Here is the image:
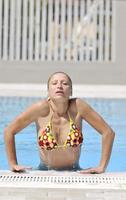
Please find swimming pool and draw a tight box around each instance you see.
[0,96,126,172]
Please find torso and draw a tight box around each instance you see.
[36,98,83,169]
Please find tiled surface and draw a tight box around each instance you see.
[0,171,126,200]
[0,188,126,200]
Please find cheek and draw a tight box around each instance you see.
[67,87,72,96]
[48,87,55,96]
[66,87,72,96]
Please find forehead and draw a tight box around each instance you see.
[50,73,69,82]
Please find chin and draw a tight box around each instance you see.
[50,95,69,101]
[53,96,67,102]
[55,96,65,100]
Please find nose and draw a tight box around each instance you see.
[57,82,63,89]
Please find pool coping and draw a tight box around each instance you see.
[0,170,126,190]
[0,83,126,98]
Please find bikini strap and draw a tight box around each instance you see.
[68,111,73,124]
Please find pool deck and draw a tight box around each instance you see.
[0,83,126,98]
[0,61,126,85]
[0,170,126,200]
[0,60,126,98]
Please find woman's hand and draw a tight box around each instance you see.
[11,164,32,172]
[78,166,105,174]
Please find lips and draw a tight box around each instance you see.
[56,91,64,94]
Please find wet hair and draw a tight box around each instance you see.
[47,71,73,95]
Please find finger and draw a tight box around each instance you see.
[13,168,25,173]
[78,168,98,174]
[90,171,98,174]
[13,166,32,172]
[78,168,91,173]
[79,170,92,174]
[23,166,32,170]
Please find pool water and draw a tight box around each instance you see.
[0,96,126,172]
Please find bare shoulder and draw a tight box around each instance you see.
[76,98,89,108]
[29,99,50,117]
[70,98,88,109]
[70,98,92,117]
[5,99,50,132]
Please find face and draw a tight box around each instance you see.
[48,73,72,100]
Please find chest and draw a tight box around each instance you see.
[37,113,82,145]
[51,117,70,144]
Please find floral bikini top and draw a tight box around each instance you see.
[38,113,83,150]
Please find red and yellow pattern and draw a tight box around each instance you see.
[38,116,83,150]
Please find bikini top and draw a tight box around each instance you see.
[38,112,83,150]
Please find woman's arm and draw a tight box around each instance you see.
[77,98,115,174]
[4,100,49,172]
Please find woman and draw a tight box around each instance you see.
[4,72,115,173]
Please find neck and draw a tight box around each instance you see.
[49,99,69,116]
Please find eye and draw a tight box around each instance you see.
[63,82,68,85]
[51,81,57,85]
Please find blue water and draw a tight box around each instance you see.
[0,96,126,172]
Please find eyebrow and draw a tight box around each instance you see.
[51,79,69,82]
